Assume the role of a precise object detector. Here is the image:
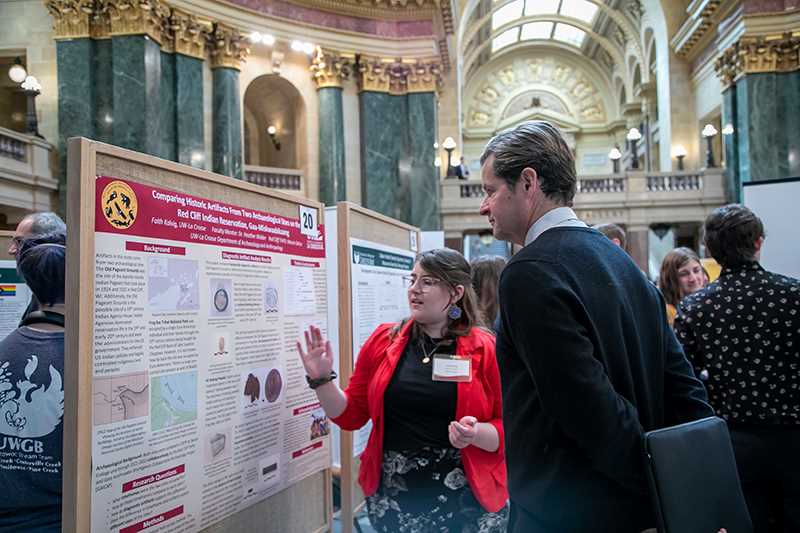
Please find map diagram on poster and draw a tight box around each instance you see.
[93,372,149,426]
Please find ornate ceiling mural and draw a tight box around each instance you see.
[465,54,610,134]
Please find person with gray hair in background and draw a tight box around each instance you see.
[7,212,66,326]
[478,120,712,532]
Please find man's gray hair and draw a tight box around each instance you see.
[23,211,66,239]
[480,120,577,206]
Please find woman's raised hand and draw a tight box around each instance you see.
[296,325,334,380]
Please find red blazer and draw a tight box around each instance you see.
[331,321,508,513]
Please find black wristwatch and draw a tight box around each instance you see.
[306,371,337,390]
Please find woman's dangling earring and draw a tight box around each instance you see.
[448,304,462,320]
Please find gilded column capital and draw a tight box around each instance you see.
[406,58,442,94]
[209,24,250,70]
[715,32,800,88]
[169,9,209,59]
[310,49,355,89]
[45,0,94,39]
[357,56,412,95]
[99,0,171,45]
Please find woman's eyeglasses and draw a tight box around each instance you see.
[402,275,442,292]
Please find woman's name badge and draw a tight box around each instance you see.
[432,354,472,382]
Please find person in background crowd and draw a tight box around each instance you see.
[470,256,506,332]
[0,238,66,532]
[594,222,626,249]
[674,204,800,532]
[478,120,712,533]
[658,247,706,326]
[296,249,508,532]
[455,156,470,179]
[7,212,67,326]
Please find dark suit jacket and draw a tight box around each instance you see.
[497,227,712,533]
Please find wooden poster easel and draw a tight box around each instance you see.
[331,202,421,533]
[64,138,332,533]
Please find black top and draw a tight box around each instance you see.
[675,261,800,426]
[0,326,65,532]
[383,334,457,451]
[497,226,712,532]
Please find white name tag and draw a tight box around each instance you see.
[432,354,472,382]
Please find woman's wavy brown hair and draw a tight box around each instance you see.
[658,247,702,307]
[394,248,484,340]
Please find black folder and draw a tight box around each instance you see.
[643,416,753,533]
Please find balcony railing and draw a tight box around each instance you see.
[243,165,304,194]
[577,175,626,193]
[646,173,703,191]
[0,132,27,162]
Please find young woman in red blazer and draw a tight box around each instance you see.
[297,248,508,532]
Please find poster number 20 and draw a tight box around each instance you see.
[299,205,318,238]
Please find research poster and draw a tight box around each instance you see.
[91,176,330,533]
[0,260,30,339]
[348,238,414,456]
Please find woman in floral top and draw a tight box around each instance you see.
[296,249,508,532]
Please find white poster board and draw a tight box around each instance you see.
[89,176,330,532]
[0,260,30,339]
[348,238,414,456]
[743,178,800,279]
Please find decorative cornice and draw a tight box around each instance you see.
[45,0,94,39]
[209,23,250,70]
[715,32,800,88]
[282,0,438,22]
[100,0,172,45]
[672,0,722,58]
[169,9,210,59]
[310,48,355,89]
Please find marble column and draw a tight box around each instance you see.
[56,38,96,214]
[721,87,739,202]
[407,92,439,230]
[360,91,408,222]
[111,35,162,156]
[209,25,247,179]
[159,50,176,162]
[175,54,204,167]
[312,50,353,204]
[212,68,243,179]
[172,10,207,168]
[93,39,113,144]
[318,88,346,205]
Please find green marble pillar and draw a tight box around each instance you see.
[407,92,439,230]
[175,54,205,168]
[93,39,113,144]
[111,35,161,156]
[721,87,739,202]
[360,91,409,222]
[735,71,800,184]
[56,38,96,214]
[159,51,176,162]
[212,67,243,179]
[318,87,346,204]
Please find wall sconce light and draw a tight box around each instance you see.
[442,136,457,178]
[721,123,734,136]
[21,75,42,137]
[608,146,622,174]
[249,32,275,46]
[626,127,642,170]
[8,57,27,84]
[701,123,718,168]
[434,156,441,168]
[267,125,281,151]
[673,145,687,170]
[291,40,315,55]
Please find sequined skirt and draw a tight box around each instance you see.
[366,447,509,533]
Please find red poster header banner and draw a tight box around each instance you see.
[95,176,325,258]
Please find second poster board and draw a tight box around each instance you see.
[324,202,420,533]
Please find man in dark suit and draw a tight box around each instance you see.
[478,120,713,533]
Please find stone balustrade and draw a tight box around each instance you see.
[441,169,727,238]
[0,127,59,217]
[243,165,304,194]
